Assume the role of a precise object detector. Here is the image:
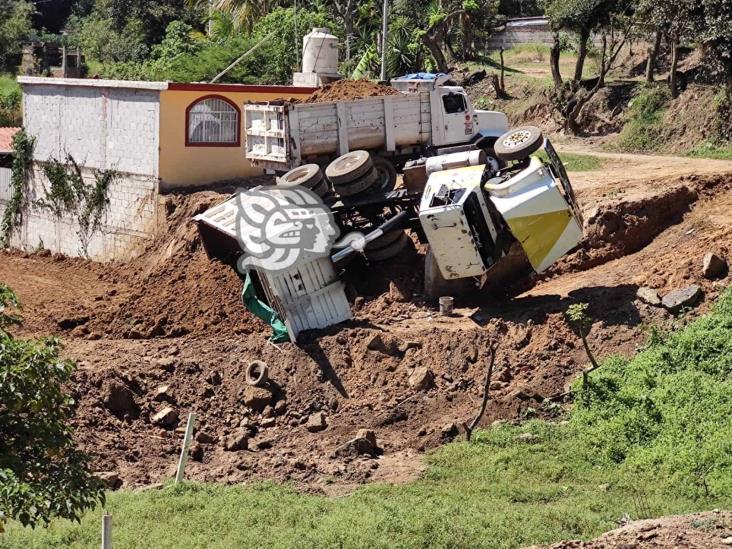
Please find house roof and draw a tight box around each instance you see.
[0,127,20,154]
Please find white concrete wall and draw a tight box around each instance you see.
[0,167,10,201]
[1,165,159,259]
[22,81,161,177]
[7,78,166,260]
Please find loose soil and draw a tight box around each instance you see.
[535,510,732,548]
[304,79,399,103]
[1,148,732,506]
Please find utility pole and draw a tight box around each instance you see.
[380,0,389,82]
[207,0,213,36]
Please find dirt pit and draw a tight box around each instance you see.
[1,164,732,493]
[304,79,400,103]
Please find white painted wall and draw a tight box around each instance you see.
[4,78,166,260]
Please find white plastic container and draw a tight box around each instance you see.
[302,28,339,74]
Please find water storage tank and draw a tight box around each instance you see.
[302,27,339,74]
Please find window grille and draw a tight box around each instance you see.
[188,97,239,144]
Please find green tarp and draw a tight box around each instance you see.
[241,273,290,343]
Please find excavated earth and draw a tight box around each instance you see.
[2,157,732,498]
[304,79,399,103]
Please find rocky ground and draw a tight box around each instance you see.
[2,146,732,502]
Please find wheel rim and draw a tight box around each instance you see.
[502,129,532,149]
[374,164,390,190]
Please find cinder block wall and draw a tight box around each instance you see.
[2,78,166,260]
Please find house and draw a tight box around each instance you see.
[0,127,20,207]
[2,77,315,260]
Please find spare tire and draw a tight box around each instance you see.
[325,150,373,185]
[245,360,268,387]
[494,126,544,162]
[278,164,330,197]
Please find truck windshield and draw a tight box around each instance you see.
[442,93,467,114]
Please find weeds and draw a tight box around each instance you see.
[611,84,670,152]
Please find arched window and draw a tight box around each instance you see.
[186,95,240,146]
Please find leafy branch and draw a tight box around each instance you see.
[0,129,35,248]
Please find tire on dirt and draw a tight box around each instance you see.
[423,247,475,299]
[371,156,398,192]
[366,231,410,262]
[245,360,269,387]
[494,126,544,162]
[277,164,330,197]
[333,165,379,197]
[325,150,373,185]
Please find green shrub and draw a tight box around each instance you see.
[612,85,670,152]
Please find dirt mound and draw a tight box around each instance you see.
[536,511,732,548]
[305,79,399,103]
[82,191,262,340]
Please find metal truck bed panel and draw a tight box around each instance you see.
[244,92,432,169]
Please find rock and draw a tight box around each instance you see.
[305,411,328,432]
[356,429,377,447]
[274,400,287,415]
[190,443,204,462]
[243,386,274,412]
[334,433,378,458]
[153,384,173,402]
[598,483,610,492]
[155,357,177,372]
[408,367,434,391]
[489,381,507,391]
[261,417,276,428]
[515,432,540,444]
[720,536,732,545]
[702,252,727,279]
[262,405,274,418]
[662,285,703,313]
[195,431,216,444]
[95,471,121,490]
[151,406,179,429]
[224,430,249,451]
[102,381,139,418]
[366,333,402,356]
[353,296,365,311]
[206,371,222,385]
[636,286,661,307]
[388,280,411,303]
[497,368,512,382]
[440,422,460,441]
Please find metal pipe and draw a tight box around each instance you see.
[380,0,389,82]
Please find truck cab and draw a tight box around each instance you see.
[391,74,508,148]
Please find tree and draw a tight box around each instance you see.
[0,0,34,69]
[636,0,697,98]
[565,302,600,395]
[0,285,104,531]
[696,0,732,99]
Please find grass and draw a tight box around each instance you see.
[3,289,732,548]
[687,141,732,160]
[0,73,19,97]
[609,84,670,153]
[0,73,21,126]
[536,151,604,171]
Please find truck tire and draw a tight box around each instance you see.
[371,156,398,192]
[277,164,330,197]
[325,150,373,185]
[494,126,544,162]
[365,228,404,250]
[333,165,379,197]
[245,360,269,387]
[423,247,475,299]
[366,231,410,262]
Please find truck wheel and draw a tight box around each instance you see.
[371,156,398,192]
[333,166,379,197]
[365,229,404,251]
[278,164,330,197]
[366,231,410,262]
[423,247,475,299]
[325,150,373,185]
[494,126,544,162]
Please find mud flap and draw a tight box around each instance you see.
[241,273,290,343]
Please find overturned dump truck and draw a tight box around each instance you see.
[195,126,584,342]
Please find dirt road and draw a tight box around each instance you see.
[1,148,731,493]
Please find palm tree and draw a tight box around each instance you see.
[187,0,276,33]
